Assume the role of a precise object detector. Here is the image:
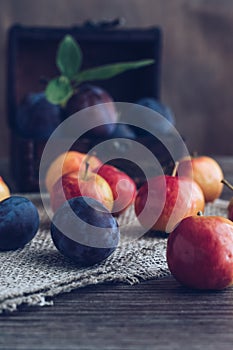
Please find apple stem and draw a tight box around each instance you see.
[221,179,233,192]
[171,161,179,177]
[84,162,90,180]
[84,151,97,165]
[192,151,198,158]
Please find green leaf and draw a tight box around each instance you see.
[74,59,154,84]
[56,35,83,79]
[45,76,73,105]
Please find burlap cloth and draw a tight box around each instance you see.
[0,194,229,313]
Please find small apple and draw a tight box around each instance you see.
[134,170,205,233]
[228,198,233,222]
[221,179,233,221]
[0,177,10,202]
[45,150,102,193]
[50,163,113,213]
[167,213,233,290]
[93,164,137,216]
[178,155,224,202]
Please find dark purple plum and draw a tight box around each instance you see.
[15,92,62,139]
[81,123,136,141]
[51,196,120,266]
[109,123,136,139]
[132,97,175,135]
[0,196,40,251]
[65,84,118,137]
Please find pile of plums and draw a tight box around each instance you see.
[15,85,175,141]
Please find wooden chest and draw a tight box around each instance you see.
[7,22,174,192]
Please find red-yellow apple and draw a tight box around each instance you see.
[93,164,137,216]
[178,155,223,202]
[134,174,205,233]
[221,179,233,221]
[45,150,102,193]
[50,165,113,213]
[0,177,10,201]
[167,213,233,290]
[228,199,233,222]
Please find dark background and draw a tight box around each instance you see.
[0,0,232,158]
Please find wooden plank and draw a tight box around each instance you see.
[1,277,233,350]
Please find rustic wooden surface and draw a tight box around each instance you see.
[0,156,233,350]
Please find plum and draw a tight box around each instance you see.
[85,122,136,140]
[0,196,40,251]
[51,196,120,266]
[109,123,136,139]
[65,84,118,137]
[15,92,62,139]
[132,97,175,135]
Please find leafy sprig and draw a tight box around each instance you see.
[45,35,154,106]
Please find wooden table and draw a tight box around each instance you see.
[1,156,233,350]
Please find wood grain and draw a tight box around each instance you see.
[2,277,233,350]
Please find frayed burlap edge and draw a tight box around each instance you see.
[0,238,169,313]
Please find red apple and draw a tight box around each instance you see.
[221,179,233,221]
[93,164,137,216]
[167,213,233,290]
[178,155,224,202]
[0,177,10,202]
[228,199,233,222]
[134,173,205,233]
[50,164,113,213]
